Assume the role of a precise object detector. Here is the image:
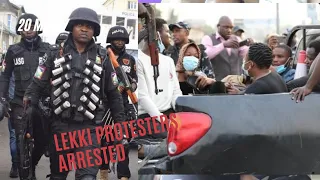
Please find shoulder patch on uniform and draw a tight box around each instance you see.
[122,58,130,65]
[34,65,47,79]
[96,56,102,64]
[111,72,118,86]
[38,52,48,66]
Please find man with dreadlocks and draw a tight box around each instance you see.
[227,43,288,94]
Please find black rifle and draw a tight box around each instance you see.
[38,97,51,157]
[18,103,34,179]
[138,3,162,95]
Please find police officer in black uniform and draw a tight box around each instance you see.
[39,33,70,159]
[24,7,126,180]
[0,13,51,180]
[99,25,137,180]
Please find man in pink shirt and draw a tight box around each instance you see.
[201,16,252,80]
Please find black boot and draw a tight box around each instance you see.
[31,169,37,180]
[9,163,18,178]
[44,146,50,157]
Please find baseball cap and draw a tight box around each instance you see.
[233,26,244,33]
[267,33,279,39]
[169,21,191,31]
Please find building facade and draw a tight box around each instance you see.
[0,0,25,54]
[98,0,138,59]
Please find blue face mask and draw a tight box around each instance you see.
[157,40,165,53]
[275,65,287,74]
[275,58,291,74]
[183,56,199,71]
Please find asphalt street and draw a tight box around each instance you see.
[0,118,138,180]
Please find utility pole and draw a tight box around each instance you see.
[276,3,280,34]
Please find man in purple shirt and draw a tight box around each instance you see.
[201,16,252,81]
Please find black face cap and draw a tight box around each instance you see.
[16,13,43,35]
[55,32,69,44]
[233,26,244,33]
[169,21,191,31]
[65,7,100,36]
[57,32,69,40]
[106,25,129,44]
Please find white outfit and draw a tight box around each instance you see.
[137,49,182,118]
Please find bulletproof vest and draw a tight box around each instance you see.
[50,44,105,124]
[209,34,242,81]
[10,42,50,102]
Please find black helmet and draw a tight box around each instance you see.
[55,32,69,45]
[16,13,42,35]
[65,7,100,36]
[106,26,129,44]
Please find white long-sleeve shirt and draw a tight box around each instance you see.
[137,49,182,117]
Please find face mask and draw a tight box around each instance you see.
[275,57,291,74]
[158,40,165,53]
[111,42,125,54]
[242,61,250,76]
[183,56,199,71]
[275,65,286,74]
[24,35,38,43]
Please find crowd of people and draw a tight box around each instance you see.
[138,13,320,108]
[0,7,136,180]
[137,4,320,178]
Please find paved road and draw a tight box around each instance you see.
[0,119,138,180]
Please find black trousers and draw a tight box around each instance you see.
[100,104,136,179]
[11,104,48,179]
[100,137,131,179]
[49,120,100,180]
[136,108,174,140]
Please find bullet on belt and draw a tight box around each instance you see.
[53,82,70,96]
[54,101,70,115]
[83,87,99,103]
[78,106,94,119]
[83,78,100,92]
[85,60,102,74]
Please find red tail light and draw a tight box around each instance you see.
[167,112,212,156]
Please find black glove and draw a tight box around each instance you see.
[0,97,10,120]
[23,96,32,108]
[127,75,137,92]
[114,123,129,148]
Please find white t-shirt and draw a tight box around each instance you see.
[137,49,182,117]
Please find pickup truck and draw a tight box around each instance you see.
[138,25,320,178]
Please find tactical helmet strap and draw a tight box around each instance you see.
[110,42,125,54]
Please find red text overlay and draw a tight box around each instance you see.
[55,113,177,172]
